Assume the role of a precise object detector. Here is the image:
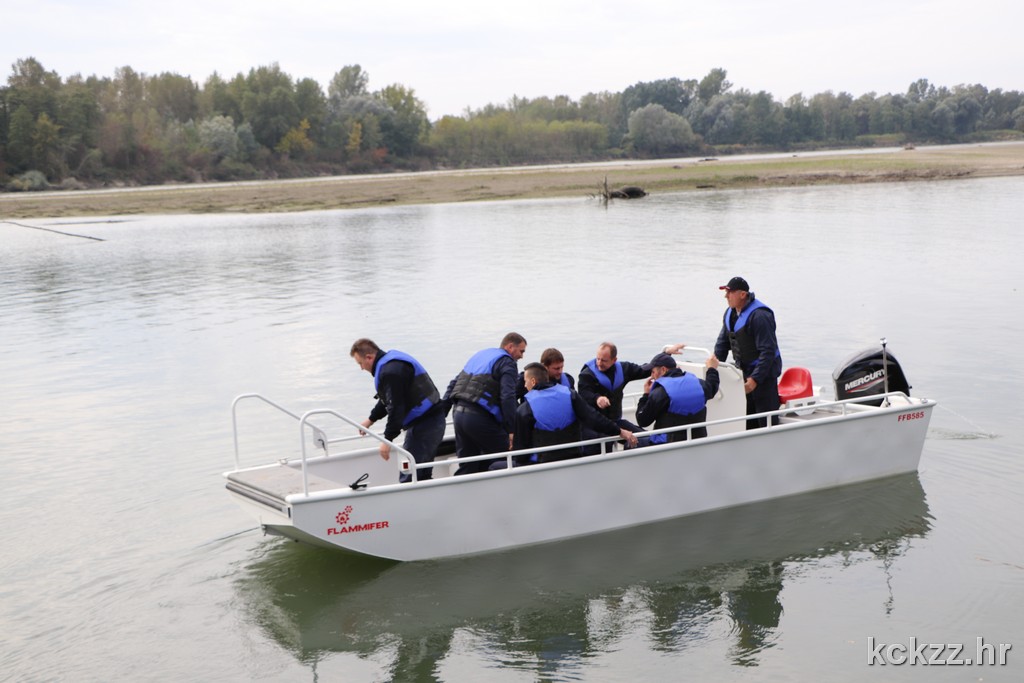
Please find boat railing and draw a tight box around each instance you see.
[231,393,339,470]
[297,408,416,494]
[315,416,457,452]
[236,389,922,497]
[627,389,915,440]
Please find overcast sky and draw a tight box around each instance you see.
[6,0,1022,118]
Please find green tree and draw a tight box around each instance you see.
[199,72,241,120]
[6,104,35,170]
[376,84,429,157]
[275,118,314,157]
[295,78,326,144]
[345,120,362,157]
[147,72,198,122]
[626,103,695,155]
[32,111,63,177]
[6,57,60,119]
[240,64,299,149]
[198,115,238,161]
[622,77,696,117]
[698,68,732,104]
[235,122,259,161]
[58,78,101,153]
[579,90,625,145]
[329,65,370,101]
[112,66,145,117]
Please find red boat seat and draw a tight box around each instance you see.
[778,367,813,405]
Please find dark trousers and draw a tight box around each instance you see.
[581,418,647,455]
[399,409,446,483]
[452,405,508,475]
[746,375,781,430]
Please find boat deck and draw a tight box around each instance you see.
[226,465,342,513]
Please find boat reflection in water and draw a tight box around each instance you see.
[234,474,930,678]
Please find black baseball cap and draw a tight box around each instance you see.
[719,276,749,292]
[642,352,677,372]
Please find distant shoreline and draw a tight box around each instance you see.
[3,142,1023,220]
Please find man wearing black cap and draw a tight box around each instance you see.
[636,352,721,443]
[714,276,783,429]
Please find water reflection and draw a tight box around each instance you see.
[235,474,929,679]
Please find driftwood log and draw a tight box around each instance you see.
[595,176,647,200]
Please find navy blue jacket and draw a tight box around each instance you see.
[636,368,720,441]
[444,349,519,433]
[577,359,649,421]
[368,351,442,441]
[514,382,621,461]
[715,295,782,383]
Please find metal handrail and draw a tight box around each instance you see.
[319,416,456,449]
[231,393,329,470]
[627,390,919,444]
[235,390,924,496]
[298,408,413,495]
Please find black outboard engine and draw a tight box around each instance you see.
[832,344,911,406]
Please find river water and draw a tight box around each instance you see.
[1,176,1022,681]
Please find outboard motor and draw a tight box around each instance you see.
[832,342,911,406]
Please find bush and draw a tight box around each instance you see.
[7,170,50,192]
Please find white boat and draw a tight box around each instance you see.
[225,345,935,562]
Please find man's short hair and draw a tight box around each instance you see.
[501,331,527,348]
[349,338,380,357]
[540,348,564,366]
[597,341,618,359]
[524,362,548,384]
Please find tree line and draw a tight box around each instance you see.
[2,57,1023,191]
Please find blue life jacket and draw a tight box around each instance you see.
[450,348,511,421]
[374,350,440,426]
[655,372,706,416]
[723,298,782,373]
[584,359,625,392]
[523,384,583,460]
[649,372,708,444]
[525,384,577,432]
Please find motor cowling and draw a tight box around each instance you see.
[832,346,911,406]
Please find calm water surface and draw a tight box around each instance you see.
[1,176,1022,681]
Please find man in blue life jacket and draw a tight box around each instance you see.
[514,362,637,465]
[714,276,783,429]
[635,352,720,443]
[351,338,446,483]
[578,341,685,436]
[515,347,576,402]
[443,332,527,475]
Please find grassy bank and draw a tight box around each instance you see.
[2,143,1023,220]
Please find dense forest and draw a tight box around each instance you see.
[2,57,1023,191]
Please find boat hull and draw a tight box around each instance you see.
[230,398,934,561]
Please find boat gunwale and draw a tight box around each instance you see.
[271,393,936,505]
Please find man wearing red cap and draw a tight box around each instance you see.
[714,276,782,429]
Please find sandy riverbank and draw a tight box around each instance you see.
[2,142,1023,220]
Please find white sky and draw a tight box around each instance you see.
[5,0,1022,119]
